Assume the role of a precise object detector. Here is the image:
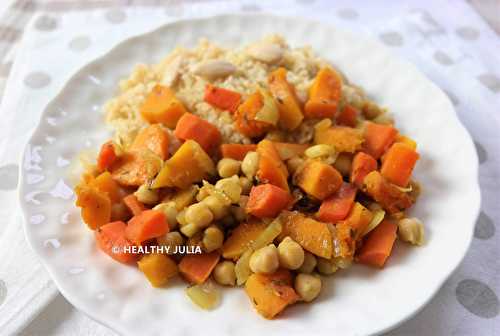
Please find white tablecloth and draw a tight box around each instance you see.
[0,1,498,335]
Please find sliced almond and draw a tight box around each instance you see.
[160,56,182,87]
[193,60,237,80]
[248,43,283,64]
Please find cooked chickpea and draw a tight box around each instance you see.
[277,237,304,270]
[202,225,224,252]
[333,153,352,176]
[153,202,178,230]
[157,231,184,253]
[185,202,213,228]
[196,183,213,202]
[398,217,425,245]
[213,261,236,286]
[286,156,304,175]
[333,257,352,269]
[217,158,241,178]
[241,151,259,179]
[294,273,322,302]
[316,257,338,275]
[373,113,394,125]
[134,184,159,205]
[176,209,187,226]
[249,245,279,274]
[202,195,229,220]
[215,176,242,203]
[239,176,253,195]
[180,223,201,238]
[298,251,317,273]
[362,101,383,119]
[305,144,335,159]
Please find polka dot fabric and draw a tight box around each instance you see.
[0,0,498,335]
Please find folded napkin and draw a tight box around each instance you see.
[0,1,498,335]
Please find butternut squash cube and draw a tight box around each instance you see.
[138,253,178,287]
[140,85,187,129]
[296,160,342,200]
[75,185,111,230]
[304,67,342,119]
[268,68,304,130]
[222,220,268,260]
[314,126,364,153]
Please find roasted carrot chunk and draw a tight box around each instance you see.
[140,84,187,128]
[296,160,342,200]
[357,220,398,268]
[235,91,273,138]
[130,124,169,160]
[95,221,138,264]
[337,104,358,127]
[222,220,267,260]
[314,126,364,153]
[174,113,221,154]
[363,122,398,159]
[220,144,257,160]
[381,142,419,187]
[125,210,169,246]
[317,183,357,223]
[179,251,221,284]
[204,84,242,113]
[305,67,342,119]
[351,152,378,187]
[268,67,304,130]
[123,194,146,216]
[97,141,117,171]
[246,184,291,218]
[256,140,289,192]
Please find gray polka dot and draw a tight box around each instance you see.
[0,280,6,306]
[379,32,404,46]
[456,279,499,318]
[337,8,359,20]
[433,50,454,65]
[105,9,126,24]
[456,26,480,41]
[241,4,261,12]
[34,15,57,32]
[0,164,19,190]
[475,212,495,239]
[24,72,51,89]
[444,90,459,106]
[474,141,487,164]
[478,74,500,93]
[69,36,91,52]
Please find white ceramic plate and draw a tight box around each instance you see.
[19,14,480,336]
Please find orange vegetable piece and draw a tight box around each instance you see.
[273,142,309,160]
[234,91,273,138]
[295,160,342,200]
[174,113,221,154]
[337,104,358,127]
[89,171,121,203]
[381,142,420,187]
[125,210,169,246]
[222,220,267,260]
[362,171,413,214]
[357,220,398,268]
[351,152,378,188]
[123,194,146,216]
[317,182,357,223]
[204,84,242,113]
[340,202,373,239]
[130,124,169,160]
[95,221,138,264]
[256,139,289,192]
[314,126,364,153]
[138,253,178,287]
[220,144,257,161]
[110,149,162,187]
[75,185,111,230]
[140,84,187,129]
[246,184,291,219]
[280,211,333,259]
[395,134,417,150]
[179,251,221,284]
[245,269,299,319]
[363,122,398,159]
[304,67,342,119]
[268,67,304,130]
[97,141,117,171]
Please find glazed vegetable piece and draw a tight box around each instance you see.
[268,67,304,130]
[130,124,169,160]
[110,149,162,187]
[179,251,221,284]
[164,185,199,211]
[356,220,398,268]
[314,126,364,153]
[317,182,357,223]
[363,121,398,159]
[204,84,242,113]
[338,202,373,240]
[222,220,267,260]
[186,282,220,310]
[234,91,273,138]
[305,67,342,119]
[246,184,291,218]
[97,141,118,171]
[95,221,138,264]
[75,185,111,230]
[140,84,187,128]
[138,253,178,287]
[152,140,215,189]
[245,269,299,319]
[220,144,257,161]
[295,160,342,201]
[125,210,169,246]
[381,142,420,187]
[395,134,417,150]
[279,211,333,259]
[123,194,146,216]
[362,171,413,214]
[256,139,289,192]
[273,142,309,161]
[337,104,358,127]
[89,171,122,203]
[174,113,222,154]
[350,152,378,188]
